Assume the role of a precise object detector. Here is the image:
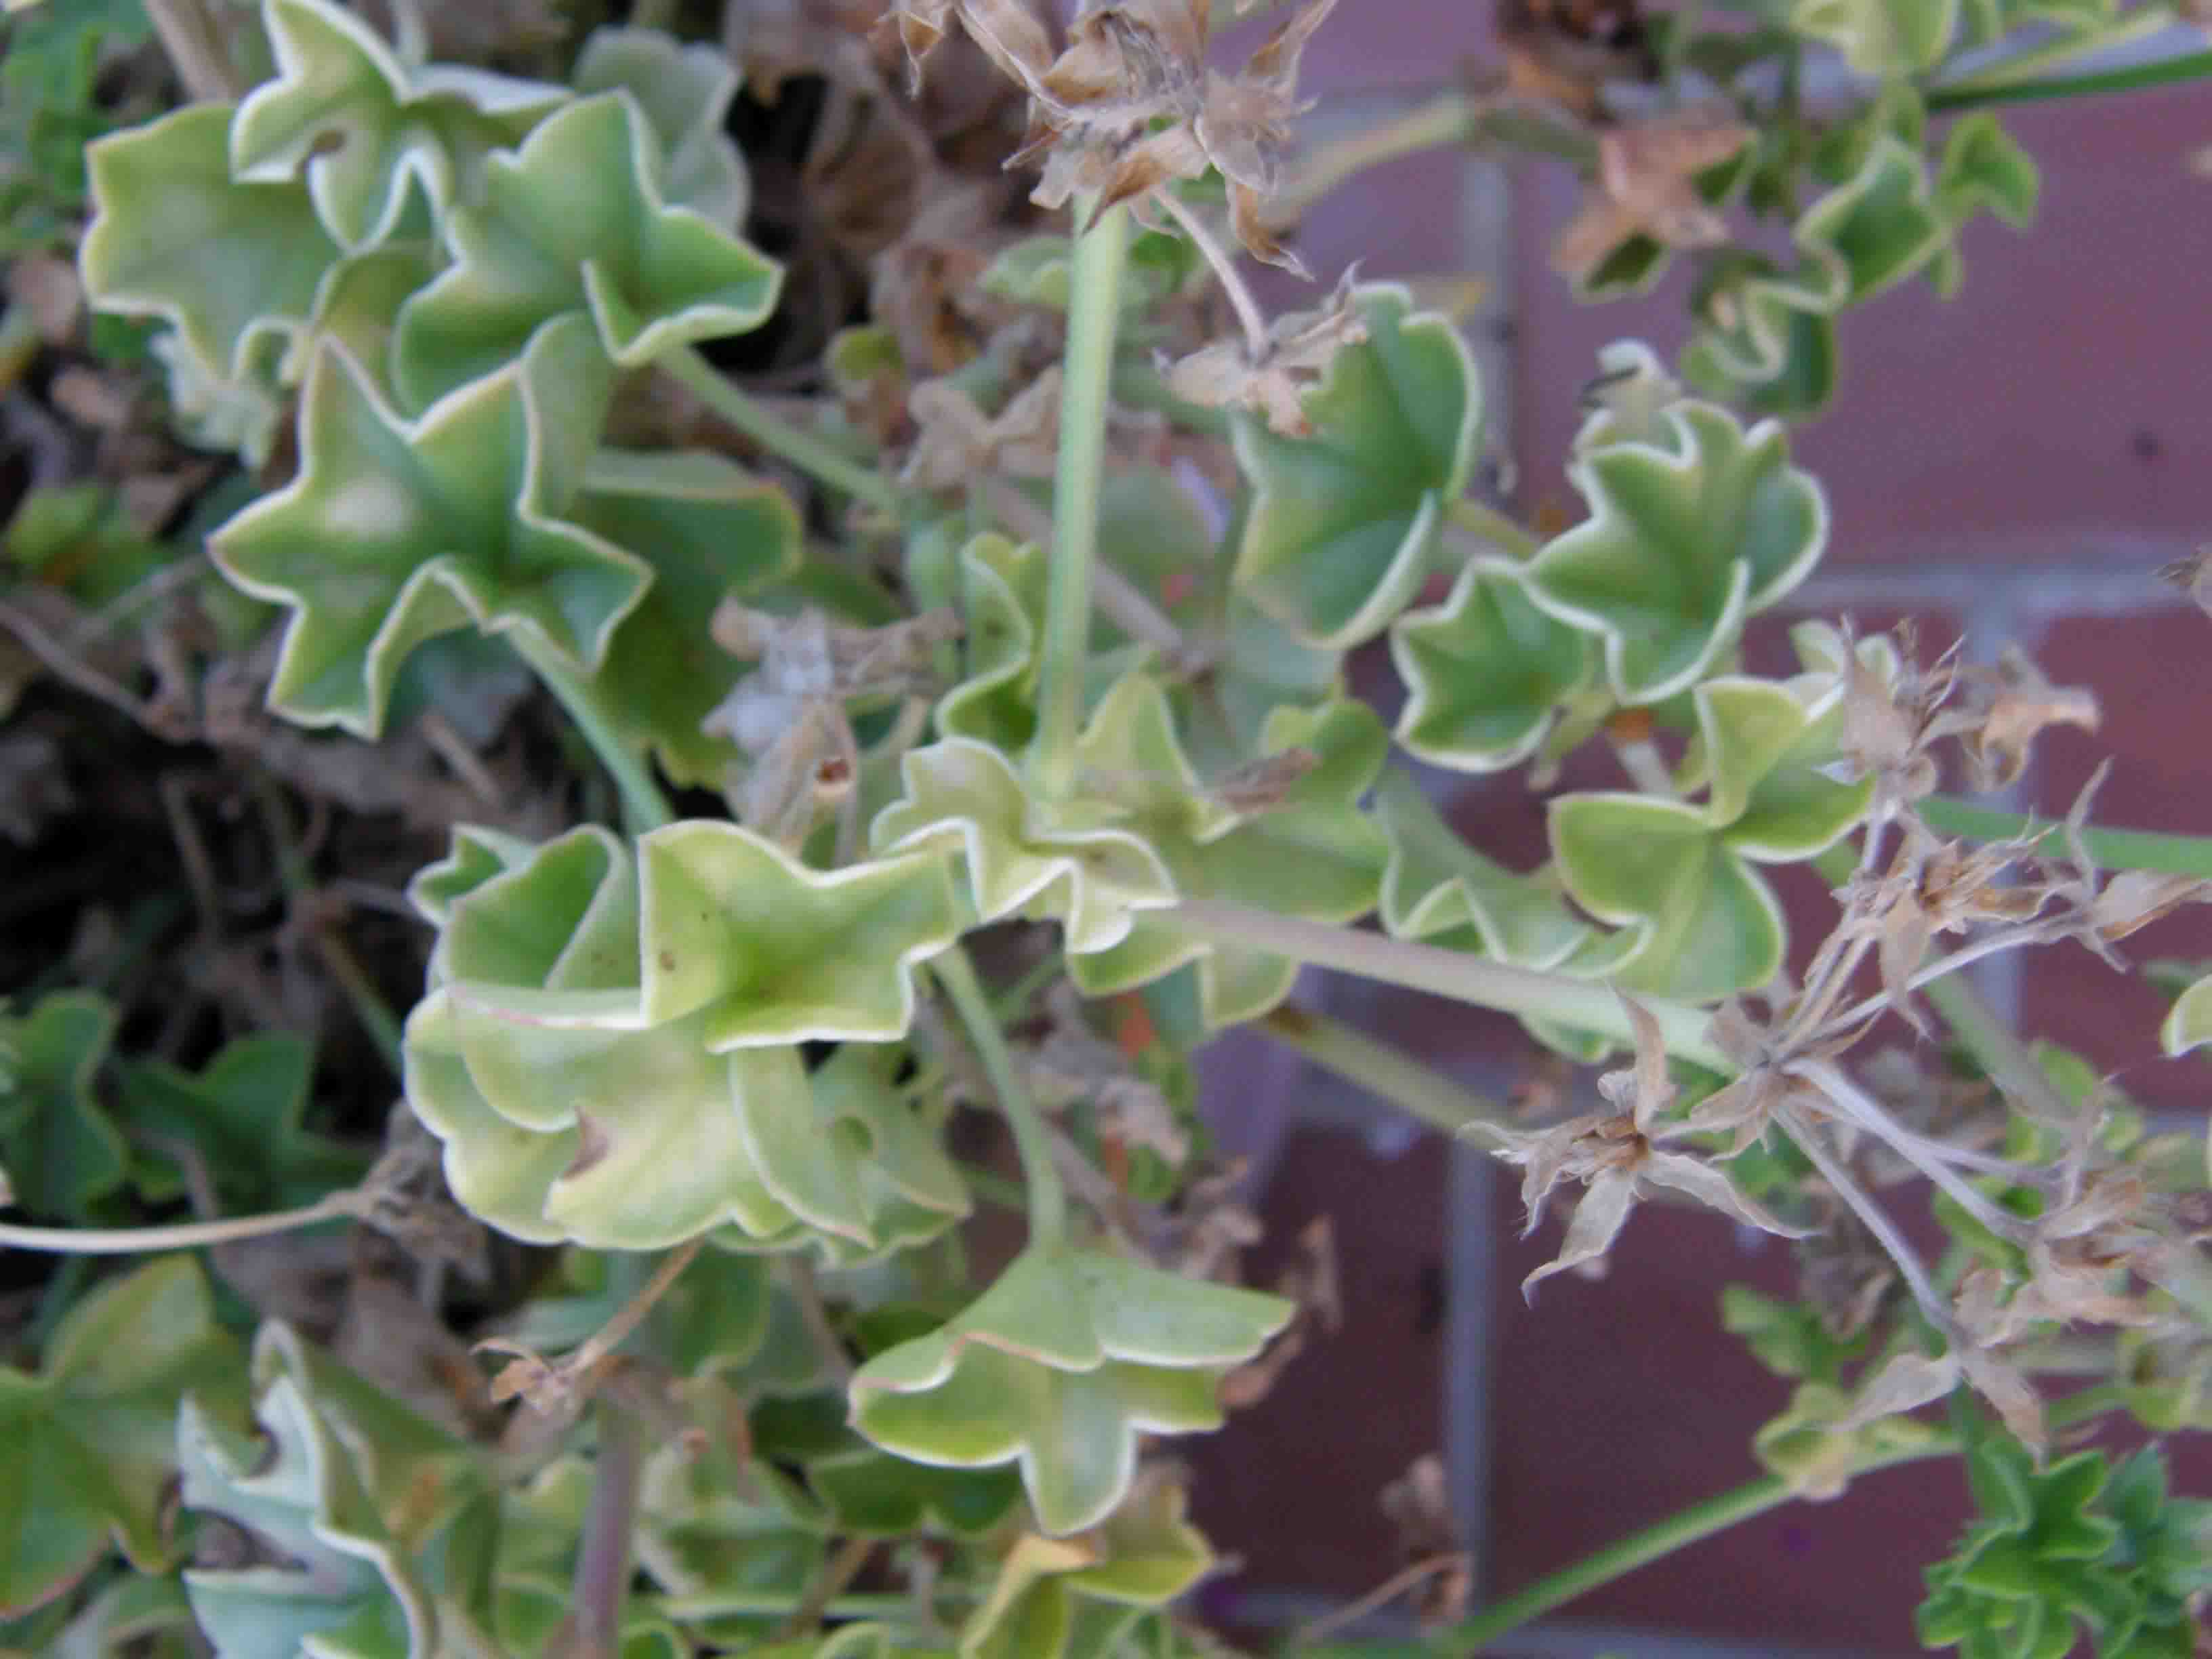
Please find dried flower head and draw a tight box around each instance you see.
[1552,109,1752,283]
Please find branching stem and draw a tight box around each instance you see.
[1154,189,1271,365]
[1776,1101,1953,1334]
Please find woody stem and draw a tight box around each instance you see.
[1033,196,1129,804]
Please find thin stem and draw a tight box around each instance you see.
[1792,1059,2035,1239]
[660,347,911,520]
[775,1537,877,1641]
[569,1240,703,1379]
[1802,924,2064,1047]
[0,1192,357,1254]
[508,633,674,834]
[1778,1102,1953,1332]
[932,944,1068,1244]
[1927,47,2212,108]
[978,476,1198,664]
[1033,197,1128,804]
[1921,973,2076,1127]
[1918,796,2212,880]
[1445,497,1540,561]
[1160,901,1733,1071]
[1256,1004,1517,1144]
[565,1404,644,1659]
[783,1254,855,1385]
[1269,91,1490,227]
[1439,1387,2127,1654]
[1292,1553,1472,1649]
[144,0,243,102]
[1929,3,2175,95]
[1154,190,1271,365]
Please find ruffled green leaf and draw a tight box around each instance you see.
[1550,675,1871,999]
[288,241,443,409]
[117,1032,364,1212]
[211,313,648,739]
[872,737,1178,955]
[79,102,340,381]
[392,91,781,410]
[748,1390,1026,1539]
[1682,136,1952,415]
[632,820,961,1045]
[1750,1380,1942,1501]
[0,989,127,1223]
[1936,114,2039,232]
[1067,680,1388,1028]
[850,1246,1290,1535]
[574,449,804,785]
[1391,558,1596,772]
[1232,283,1482,648]
[404,823,960,1250]
[1787,0,1957,74]
[962,1474,1214,1659]
[937,533,1053,754]
[571,26,749,230]
[979,230,1200,312]
[0,1257,252,1615]
[2160,972,2212,1064]
[178,1323,498,1658]
[231,0,565,251]
[1524,403,1827,703]
[1372,769,1595,970]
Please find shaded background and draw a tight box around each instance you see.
[1171,12,2212,1655]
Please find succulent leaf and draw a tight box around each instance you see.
[1231,284,1482,649]
[1391,558,1597,773]
[392,91,781,410]
[209,314,648,739]
[0,989,127,1223]
[571,26,749,230]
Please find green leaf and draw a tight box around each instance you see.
[1372,769,1596,970]
[632,819,962,1046]
[1682,137,1952,415]
[178,1323,498,1658]
[1066,679,1389,1028]
[1720,1285,1865,1383]
[1750,1380,1942,1500]
[1936,114,2039,232]
[289,241,443,409]
[210,312,649,738]
[1787,0,1958,73]
[575,448,804,785]
[871,737,1179,955]
[979,230,1200,312]
[2158,972,2212,1059]
[1390,558,1597,772]
[391,91,781,410]
[79,102,341,381]
[403,823,960,1250]
[849,1246,1290,1535]
[231,0,566,251]
[1549,675,1871,998]
[1231,284,1482,648]
[935,533,1055,756]
[0,1257,252,1615]
[0,989,127,1223]
[747,1389,1026,1538]
[571,26,750,230]
[116,1032,365,1212]
[1524,404,1827,703]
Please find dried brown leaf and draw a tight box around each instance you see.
[1553,110,1749,281]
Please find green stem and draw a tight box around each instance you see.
[661,346,912,521]
[1929,48,2212,109]
[1930,3,2175,96]
[509,633,674,834]
[932,944,1067,1244]
[1441,1386,2129,1653]
[1919,795,2212,879]
[1256,1004,1517,1143]
[1033,198,1128,804]
[1160,901,1732,1071]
